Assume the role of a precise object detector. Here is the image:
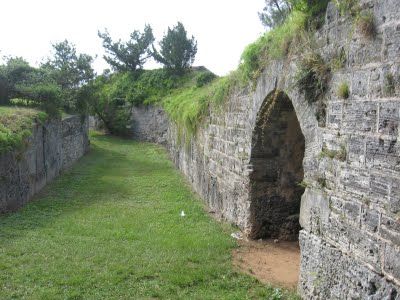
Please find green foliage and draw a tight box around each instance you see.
[333,0,360,16]
[295,52,330,104]
[330,48,347,71]
[152,22,197,74]
[163,76,232,142]
[0,43,94,117]
[42,39,95,112]
[0,57,64,116]
[337,82,350,99]
[84,68,219,137]
[195,70,216,87]
[258,0,294,29]
[0,106,48,154]
[79,74,131,136]
[239,0,329,83]
[319,144,346,161]
[98,25,155,73]
[356,11,375,38]
[0,57,35,103]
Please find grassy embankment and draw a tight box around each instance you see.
[0,132,299,299]
[0,106,47,154]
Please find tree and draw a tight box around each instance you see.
[44,40,94,89]
[80,73,133,136]
[258,0,294,28]
[43,39,95,111]
[152,22,197,74]
[98,25,155,73]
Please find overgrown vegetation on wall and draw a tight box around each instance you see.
[156,0,331,141]
[0,41,94,117]
[2,0,374,144]
[0,107,47,154]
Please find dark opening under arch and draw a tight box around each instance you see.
[249,90,305,241]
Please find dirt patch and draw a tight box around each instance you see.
[232,238,300,290]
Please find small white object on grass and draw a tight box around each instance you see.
[230,232,243,240]
[180,210,186,217]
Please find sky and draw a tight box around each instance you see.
[0,0,266,76]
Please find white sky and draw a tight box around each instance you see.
[0,0,265,76]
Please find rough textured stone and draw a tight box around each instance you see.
[132,1,400,298]
[0,116,89,213]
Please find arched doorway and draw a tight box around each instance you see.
[249,90,305,241]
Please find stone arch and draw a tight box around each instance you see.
[248,90,306,240]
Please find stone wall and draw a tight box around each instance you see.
[0,115,89,213]
[131,105,168,144]
[132,0,400,298]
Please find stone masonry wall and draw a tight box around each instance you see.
[132,1,400,298]
[0,115,89,213]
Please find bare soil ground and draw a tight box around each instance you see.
[232,238,300,290]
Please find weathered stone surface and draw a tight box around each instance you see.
[132,0,400,297]
[0,116,89,213]
[131,105,168,144]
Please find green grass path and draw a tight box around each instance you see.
[0,133,297,299]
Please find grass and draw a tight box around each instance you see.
[337,82,350,99]
[356,11,375,38]
[163,76,233,143]
[0,106,48,154]
[155,1,330,140]
[295,52,330,104]
[0,132,299,299]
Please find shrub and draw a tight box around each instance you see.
[239,10,309,82]
[16,83,62,117]
[196,71,216,87]
[356,11,375,38]
[0,107,48,154]
[337,82,350,99]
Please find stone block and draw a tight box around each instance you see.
[342,101,377,133]
[378,101,400,136]
[361,206,380,233]
[384,242,400,282]
[366,136,400,172]
[300,188,329,234]
[348,135,366,165]
[380,215,400,245]
[390,177,400,214]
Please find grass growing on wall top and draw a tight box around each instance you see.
[0,106,48,154]
[163,76,233,141]
[0,132,299,299]
[158,1,330,142]
[238,0,330,83]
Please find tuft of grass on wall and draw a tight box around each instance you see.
[0,106,48,154]
[356,11,375,38]
[295,52,330,104]
[239,10,309,82]
[163,76,233,143]
[337,82,350,99]
[333,0,360,17]
[383,73,396,97]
